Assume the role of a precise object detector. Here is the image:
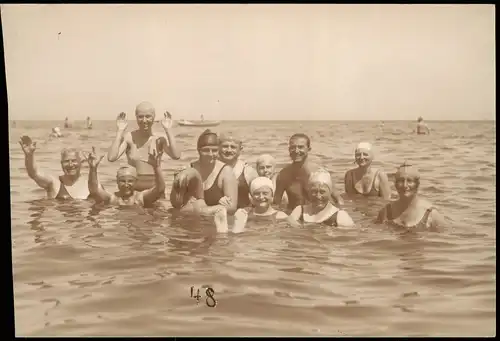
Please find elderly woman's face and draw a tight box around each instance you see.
[395,175,419,198]
[308,182,331,208]
[355,148,373,167]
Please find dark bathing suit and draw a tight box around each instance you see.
[298,205,339,226]
[237,169,251,209]
[385,204,435,229]
[351,169,381,197]
[192,163,228,206]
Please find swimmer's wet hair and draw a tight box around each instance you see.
[289,133,311,148]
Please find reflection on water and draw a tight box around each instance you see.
[10,120,496,336]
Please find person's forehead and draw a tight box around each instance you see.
[253,186,272,192]
[355,148,372,154]
[257,160,274,166]
[289,137,308,145]
[220,139,240,146]
[117,175,136,180]
[136,109,154,115]
[62,152,79,160]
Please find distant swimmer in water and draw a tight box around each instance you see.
[344,142,391,200]
[255,153,288,204]
[64,117,71,128]
[86,116,92,129]
[218,133,258,209]
[274,133,344,212]
[84,146,164,207]
[288,170,354,227]
[415,116,430,135]
[107,102,181,192]
[50,127,63,138]
[231,177,288,233]
[375,162,447,231]
[19,135,101,200]
[169,130,238,232]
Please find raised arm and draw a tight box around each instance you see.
[220,165,238,215]
[84,147,112,203]
[160,111,181,160]
[141,150,166,206]
[19,136,55,191]
[377,171,392,200]
[107,112,129,162]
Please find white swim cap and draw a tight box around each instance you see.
[356,142,372,152]
[309,170,333,192]
[116,166,137,179]
[250,176,274,195]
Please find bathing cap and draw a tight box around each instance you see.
[116,166,138,179]
[250,176,275,195]
[219,132,242,144]
[197,129,219,149]
[135,101,155,116]
[395,161,420,180]
[308,170,333,192]
[355,142,373,153]
[255,154,276,166]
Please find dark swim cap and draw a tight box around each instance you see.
[197,129,219,149]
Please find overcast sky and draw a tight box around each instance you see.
[1,4,495,121]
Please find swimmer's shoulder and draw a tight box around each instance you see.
[277,165,293,180]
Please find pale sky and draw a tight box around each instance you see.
[1,4,496,121]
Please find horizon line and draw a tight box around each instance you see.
[8,119,496,122]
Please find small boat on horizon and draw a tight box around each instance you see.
[177,115,220,127]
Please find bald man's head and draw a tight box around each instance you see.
[135,101,156,116]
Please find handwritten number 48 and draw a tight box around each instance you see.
[190,286,217,307]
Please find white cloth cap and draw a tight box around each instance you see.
[308,170,333,191]
[250,176,274,194]
[356,142,372,151]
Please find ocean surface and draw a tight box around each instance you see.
[9,120,496,336]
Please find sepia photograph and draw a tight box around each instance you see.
[3,3,495,337]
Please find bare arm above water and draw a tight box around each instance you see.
[377,171,391,200]
[141,151,166,206]
[159,111,181,160]
[220,166,238,215]
[84,148,112,203]
[19,137,55,191]
[107,113,129,162]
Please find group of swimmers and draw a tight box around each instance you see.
[18,101,447,234]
